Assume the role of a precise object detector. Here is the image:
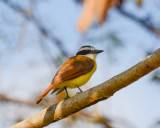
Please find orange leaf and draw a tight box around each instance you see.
[77,0,121,32]
[136,0,142,6]
[95,0,112,24]
[77,0,96,32]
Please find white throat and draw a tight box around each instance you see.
[83,54,97,60]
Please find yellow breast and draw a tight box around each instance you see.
[58,59,97,89]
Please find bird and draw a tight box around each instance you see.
[36,45,103,104]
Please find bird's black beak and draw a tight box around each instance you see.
[93,50,104,54]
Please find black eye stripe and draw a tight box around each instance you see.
[76,50,92,55]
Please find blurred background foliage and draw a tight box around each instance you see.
[0,0,160,128]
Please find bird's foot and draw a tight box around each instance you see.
[76,92,80,94]
[64,96,70,100]
[76,91,83,95]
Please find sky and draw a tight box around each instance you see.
[0,0,160,128]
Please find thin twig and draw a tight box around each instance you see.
[0,94,35,107]
[2,0,69,57]
[116,7,160,37]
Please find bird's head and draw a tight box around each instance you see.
[76,45,103,59]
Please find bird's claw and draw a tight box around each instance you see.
[64,96,70,100]
[76,92,82,94]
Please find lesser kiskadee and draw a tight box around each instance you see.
[36,45,103,104]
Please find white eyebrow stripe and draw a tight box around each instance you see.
[78,47,96,52]
[78,47,91,52]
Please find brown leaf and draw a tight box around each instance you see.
[77,0,96,32]
[77,0,121,32]
[136,0,142,6]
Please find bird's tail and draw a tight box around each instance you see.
[36,83,58,104]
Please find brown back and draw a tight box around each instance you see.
[51,55,94,85]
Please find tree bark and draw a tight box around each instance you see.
[10,48,160,128]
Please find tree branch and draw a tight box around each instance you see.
[10,48,160,128]
[0,94,35,107]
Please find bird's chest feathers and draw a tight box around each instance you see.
[58,60,97,88]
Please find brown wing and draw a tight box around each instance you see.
[36,56,94,104]
[51,56,94,85]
